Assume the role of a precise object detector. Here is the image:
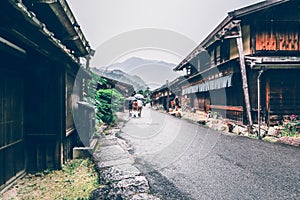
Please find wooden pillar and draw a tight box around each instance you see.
[59,66,66,167]
[166,80,169,111]
[236,23,253,127]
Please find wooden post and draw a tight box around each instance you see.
[257,70,264,139]
[236,23,253,127]
[166,80,169,112]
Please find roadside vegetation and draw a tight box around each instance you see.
[0,159,99,200]
[85,73,125,125]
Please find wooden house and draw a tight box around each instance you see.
[150,76,185,110]
[174,0,300,127]
[150,84,171,110]
[0,0,92,191]
[98,76,135,98]
[97,75,135,112]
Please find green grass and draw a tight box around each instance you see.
[0,159,99,200]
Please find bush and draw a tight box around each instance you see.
[84,73,106,105]
[281,114,300,137]
[84,72,125,125]
[95,89,125,124]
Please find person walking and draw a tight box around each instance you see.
[137,99,143,117]
[128,99,133,117]
[175,96,180,109]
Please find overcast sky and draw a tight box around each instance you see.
[68,0,263,67]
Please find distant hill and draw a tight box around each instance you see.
[105,57,181,89]
[107,57,176,72]
[91,67,148,91]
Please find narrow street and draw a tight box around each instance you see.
[121,106,300,199]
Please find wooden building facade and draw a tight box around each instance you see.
[0,0,92,191]
[150,76,185,111]
[98,76,135,98]
[174,0,300,127]
[150,84,172,111]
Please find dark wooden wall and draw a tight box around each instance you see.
[0,0,87,191]
[24,58,64,172]
[0,69,26,190]
[64,70,81,163]
[66,72,76,131]
[246,68,300,125]
[265,69,300,125]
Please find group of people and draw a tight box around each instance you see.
[127,94,180,117]
[128,98,143,117]
[128,92,145,117]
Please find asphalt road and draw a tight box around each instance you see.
[120,106,300,200]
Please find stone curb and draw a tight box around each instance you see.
[90,125,161,200]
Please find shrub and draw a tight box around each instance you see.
[95,88,125,124]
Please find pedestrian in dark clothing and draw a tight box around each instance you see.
[128,100,133,116]
[175,96,180,108]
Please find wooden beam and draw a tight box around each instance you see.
[34,0,57,4]
[207,105,244,112]
[0,36,26,54]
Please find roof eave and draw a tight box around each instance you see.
[33,0,91,57]
[8,0,79,64]
[174,0,291,71]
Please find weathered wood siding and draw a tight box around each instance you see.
[255,26,299,51]
[64,71,81,163]
[66,72,76,132]
[249,0,300,53]
[242,25,251,55]
[196,92,210,112]
[63,130,78,164]
[24,62,64,172]
[266,69,300,125]
[0,70,25,190]
[246,69,300,125]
